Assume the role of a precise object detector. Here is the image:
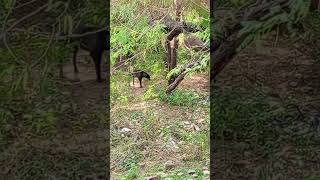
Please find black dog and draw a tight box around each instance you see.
[65,24,109,82]
[131,70,150,88]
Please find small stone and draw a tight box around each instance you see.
[197,118,205,124]
[158,173,167,177]
[145,176,159,180]
[120,127,132,133]
[192,124,200,131]
[188,169,196,175]
[183,121,191,125]
[288,81,298,87]
[139,162,146,169]
[203,170,210,175]
[165,160,175,170]
[177,172,184,176]
[166,137,179,149]
[294,73,302,79]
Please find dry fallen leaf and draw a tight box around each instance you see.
[192,124,200,131]
[197,118,205,124]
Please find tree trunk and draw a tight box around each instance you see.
[167,0,181,85]
[311,0,320,10]
[165,39,171,69]
[169,39,178,71]
[172,38,178,69]
[172,0,181,71]
[166,60,198,95]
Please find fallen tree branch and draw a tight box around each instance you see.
[210,0,293,85]
[166,60,199,95]
[166,21,199,41]
[8,27,108,40]
[184,35,209,52]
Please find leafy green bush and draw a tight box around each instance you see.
[158,88,202,107]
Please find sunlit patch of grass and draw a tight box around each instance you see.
[111,99,209,178]
[111,72,133,106]
[111,68,209,177]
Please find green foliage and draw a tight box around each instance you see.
[111,0,209,87]
[158,88,203,107]
[213,0,311,52]
[212,88,271,140]
[111,1,166,77]
[125,164,139,179]
[307,176,320,180]
[308,11,320,31]
[25,110,58,135]
[0,0,15,13]
[301,10,320,41]
[236,0,310,51]
[143,84,162,100]
[111,72,132,105]
[120,153,142,171]
[0,108,12,146]
[211,87,320,148]
[0,0,106,146]
[216,0,252,8]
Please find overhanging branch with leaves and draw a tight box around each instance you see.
[210,0,309,85]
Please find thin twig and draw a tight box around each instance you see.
[14,0,38,9]
[1,2,49,39]
[1,0,15,34]
[31,27,56,68]
[2,34,23,65]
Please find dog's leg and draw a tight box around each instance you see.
[133,76,135,85]
[138,76,142,88]
[103,50,109,73]
[90,51,103,82]
[73,46,79,73]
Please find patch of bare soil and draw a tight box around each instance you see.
[219,37,320,112]
[127,72,209,98]
[179,73,209,94]
[214,36,320,179]
[129,78,151,97]
[59,50,108,112]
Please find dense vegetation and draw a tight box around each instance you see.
[211,0,320,179]
[0,0,108,178]
[111,0,210,178]
[1,0,319,179]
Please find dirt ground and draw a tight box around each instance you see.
[218,37,320,111]
[213,35,320,179]
[111,71,210,179]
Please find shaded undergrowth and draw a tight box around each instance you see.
[211,86,320,179]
